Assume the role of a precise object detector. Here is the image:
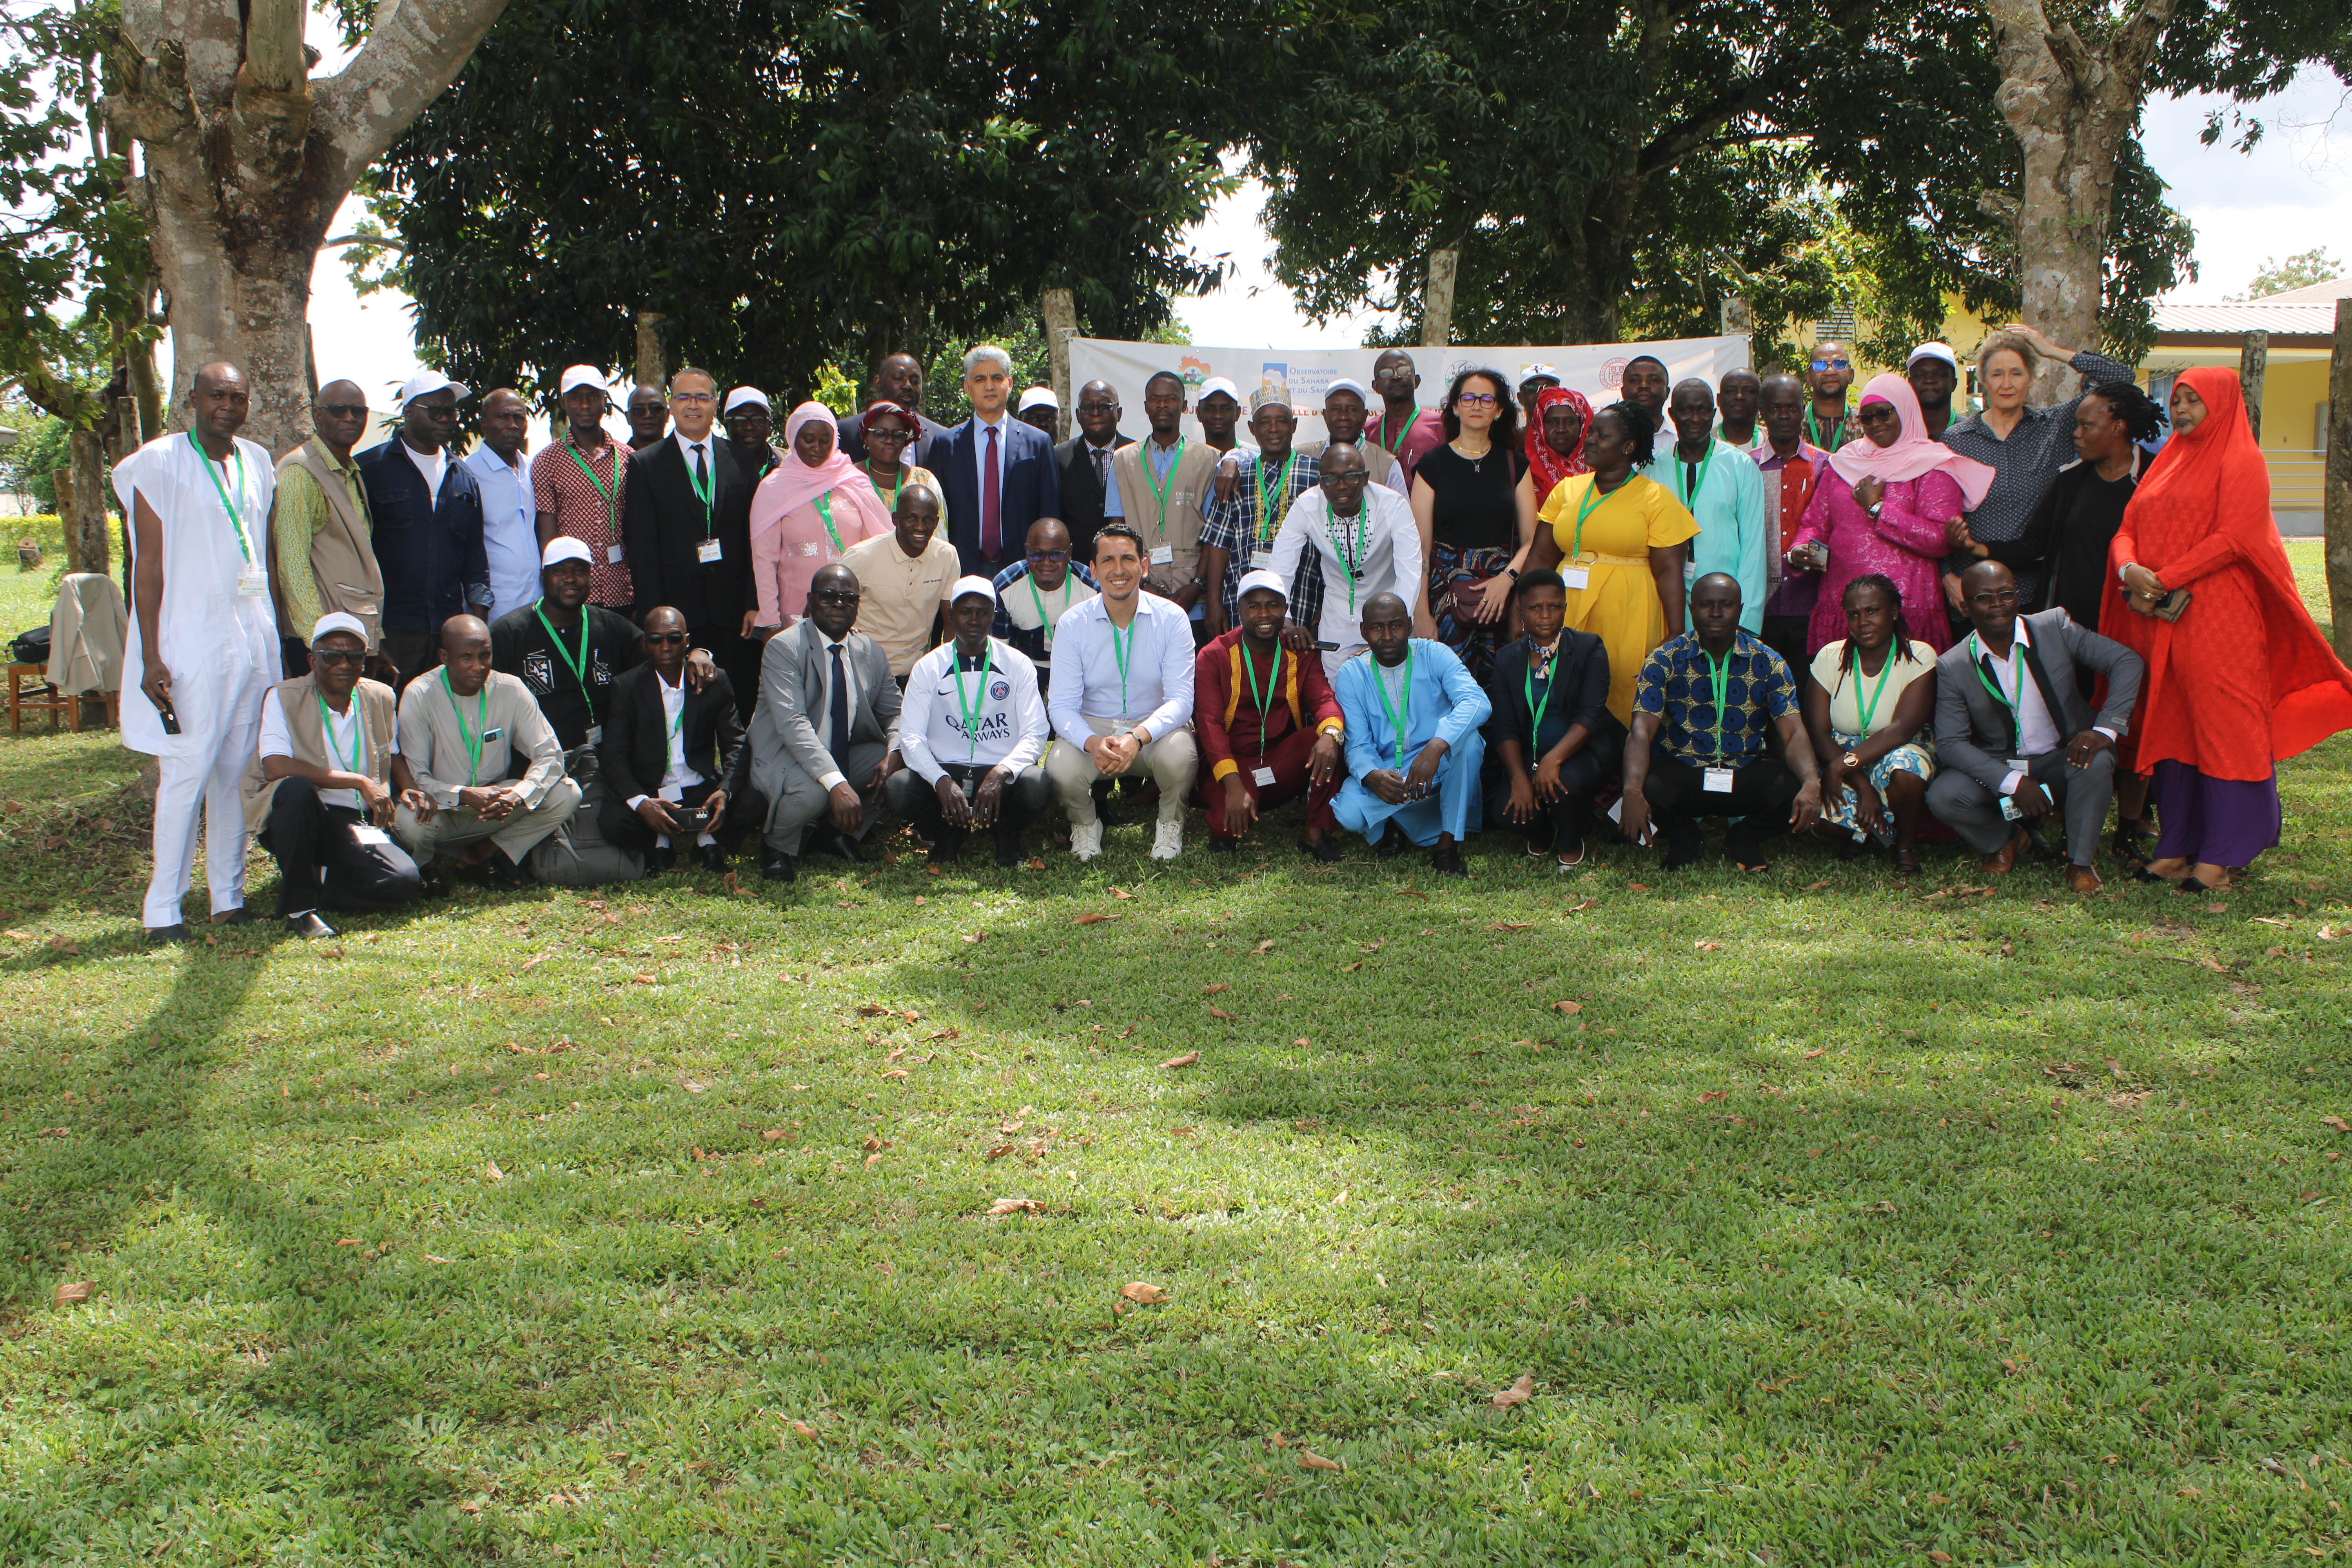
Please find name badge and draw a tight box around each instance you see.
[1251,766,1277,788]
[1702,766,1735,794]
[351,823,392,846]
[586,725,604,746]
[1683,560,1699,584]
[1561,566,1590,590]
[2008,757,2030,773]
[606,543,625,565]
[481,727,505,746]
[1150,544,1175,566]
[697,538,723,564]
[238,567,270,598]
[1252,550,1280,572]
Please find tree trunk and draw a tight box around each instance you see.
[1040,288,1077,443]
[1421,250,1459,350]
[109,0,515,455]
[2239,331,2267,441]
[2327,299,2352,655]
[66,432,110,575]
[635,312,666,388]
[1985,0,2176,403]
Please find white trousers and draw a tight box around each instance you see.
[144,712,260,927]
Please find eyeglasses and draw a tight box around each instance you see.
[671,392,714,405]
[1322,471,1370,487]
[812,590,861,605]
[1455,392,1498,408]
[644,631,689,644]
[1968,588,2021,606]
[867,425,914,441]
[1026,550,1070,564]
[311,648,366,666]
[1810,358,1851,371]
[318,403,368,419]
[1075,401,1118,415]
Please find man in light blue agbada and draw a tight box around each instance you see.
[1666,378,1769,633]
[1331,592,1490,876]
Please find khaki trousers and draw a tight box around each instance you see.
[1044,715,1198,827]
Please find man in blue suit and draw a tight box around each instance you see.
[933,344,1062,579]
[358,371,490,690]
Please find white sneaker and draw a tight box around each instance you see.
[1151,820,1183,860]
[1071,821,1103,861]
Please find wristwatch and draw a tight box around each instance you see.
[1841,750,1862,771]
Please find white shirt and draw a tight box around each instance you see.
[673,429,720,479]
[1971,618,2112,793]
[1269,483,1423,650]
[899,637,1049,783]
[463,444,538,621]
[626,669,706,808]
[259,687,398,813]
[1047,591,1196,743]
[399,437,447,497]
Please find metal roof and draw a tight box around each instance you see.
[2151,303,2336,337]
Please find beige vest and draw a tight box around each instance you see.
[1111,438,1218,597]
[274,439,386,645]
[241,673,399,831]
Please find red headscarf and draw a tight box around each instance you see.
[2102,366,2352,776]
[1526,386,1593,504]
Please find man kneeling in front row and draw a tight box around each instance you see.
[242,613,429,937]
[394,615,581,890]
[597,606,766,875]
[1331,592,1490,876]
[884,577,1054,865]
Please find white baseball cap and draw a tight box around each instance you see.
[1017,387,1059,413]
[556,365,607,397]
[1518,363,1561,385]
[1324,376,1371,401]
[1907,342,1959,371]
[724,387,770,414]
[949,575,998,604]
[1234,569,1288,603]
[396,370,470,405]
[541,537,594,568]
[310,611,371,647]
[1196,376,1241,405]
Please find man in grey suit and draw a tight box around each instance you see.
[746,563,902,882]
[1928,560,2143,894]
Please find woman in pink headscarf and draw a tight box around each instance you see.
[1525,386,1594,510]
[748,401,896,631]
[1788,374,1994,655]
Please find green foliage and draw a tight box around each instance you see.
[2233,248,2346,301]
[370,0,1257,407]
[3,404,71,513]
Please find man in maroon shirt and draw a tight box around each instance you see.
[1194,570,1347,860]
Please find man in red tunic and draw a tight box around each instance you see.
[1194,570,1347,860]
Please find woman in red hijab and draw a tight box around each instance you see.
[1526,386,1594,510]
[2104,367,2352,892]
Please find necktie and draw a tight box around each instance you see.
[693,442,708,493]
[982,423,1002,559]
[1094,444,1110,493]
[828,641,852,756]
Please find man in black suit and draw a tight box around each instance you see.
[622,366,759,715]
[933,343,1063,578]
[595,607,764,875]
[838,352,952,467]
[1051,378,1132,563]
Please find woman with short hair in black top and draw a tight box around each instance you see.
[1410,366,1539,682]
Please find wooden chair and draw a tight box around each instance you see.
[6,663,80,732]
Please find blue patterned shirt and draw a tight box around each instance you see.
[1633,629,1796,765]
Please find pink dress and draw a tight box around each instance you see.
[1791,469,1962,655]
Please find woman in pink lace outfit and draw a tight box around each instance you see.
[1788,374,1994,657]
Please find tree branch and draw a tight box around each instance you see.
[1635,0,1877,178]
[314,0,516,190]
[242,0,304,92]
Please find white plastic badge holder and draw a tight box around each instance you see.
[1252,766,1277,787]
[1150,544,1175,566]
[238,567,270,598]
[1561,566,1590,590]
[1702,767,1735,794]
[697,539,723,563]
[607,543,625,564]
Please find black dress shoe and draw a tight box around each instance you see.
[417,869,449,900]
[211,907,256,926]
[993,834,1025,868]
[831,832,864,864]
[927,829,966,865]
[648,845,677,874]
[1430,841,1468,877]
[1299,835,1344,863]
[1209,834,1239,854]
[285,911,337,940]
[1376,824,1410,859]
[696,842,727,874]
[145,923,191,945]
[483,853,529,893]
[1662,835,1708,871]
[762,849,797,883]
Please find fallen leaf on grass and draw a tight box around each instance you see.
[483,1160,505,1182]
[1803,1047,1827,1060]
[985,1198,1043,1216]
[1804,880,1831,891]
[334,1238,362,1247]
[1297,1450,1344,1472]
[1566,898,1597,912]
[1025,857,1045,871]
[1254,938,1277,953]
[2321,1116,2351,1134]
[2318,925,2341,941]
[54,1281,92,1307]
[1490,1372,1535,1408]
[1486,922,1534,933]
[682,1079,708,1094]
[1074,912,1120,925]
[1161,1051,1200,1069]
[422,1253,456,1264]
[881,1069,909,1080]
[632,973,656,985]
[1206,1007,1237,1021]
[2198,957,2229,974]
[962,931,985,944]
[1929,1553,1953,1565]
[761,1129,786,1142]
[1394,887,1429,902]
[1204,982,1231,994]
[1694,940,1722,952]
[1626,882,1650,891]
[1118,1281,1169,1304]
[864,1151,883,1167]
[1111,887,1134,900]
[1552,1000,1583,1014]
[1342,961,1363,972]
[789,1420,818,1439]
[1697,1091,1728,1104]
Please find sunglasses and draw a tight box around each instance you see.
[1811,358,1851,371]
[311,648,367,666]
[1075,402,1118,415]
[1026,550,1070,564]
[644,631,689,644]
[812,590,861,605]
[318,403,368,419]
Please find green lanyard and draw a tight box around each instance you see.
[534,605,595,711]
[317,690,365,775]
[1240,638,1282,757]
[1804,404,1847,450]
[188,433,256,563]
[1332,501,1368,613]
[441,668,488,786]
[562,440,620,539]
[1372,648,1414,769]
[1524,640,1559,746]
[1141,438,1185,539]
[814,493,844,553]
[1026,573,1062,649]
[1703,648,1733,753]
[951,641,994,762]
[1677,443,1717,510]
[864,462,904,514]
[1968,633,2024,720]
[1569,476,1622,561]
[664,680,687,745]
[1109,614,1136,720]
[1851,648,1899,738]
[1254,453,1296,545]
[1376,407,1417,457]
[683,441,715,534]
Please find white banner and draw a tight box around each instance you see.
[1067,334,1751,445]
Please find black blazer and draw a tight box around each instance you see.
[838,408,952,469]
[597,662,751,803]
[621,435,757,630]
[1485,631,1619,755]
[1053,431,1132,561]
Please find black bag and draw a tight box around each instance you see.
[9,627,49,666]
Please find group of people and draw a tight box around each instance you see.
[111,329,2352,941]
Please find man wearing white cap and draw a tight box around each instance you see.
[1199,387,1318,637]
[1516,365,1562,433]
[722,387,781,480]
[1016,387,1060,441]
[1193,376,1247,457]
[532,366,634,611]
[1300,376,1403,496]
[1194,570,1347,859]
[1103,370,1216,639]
[1267,443,1424,683]
[883,577,1053,866]
[1906,342,1965,439]
[490,537,646,752]
[118,361,281,940]
[357,369,489,690]
[240,612,428,937]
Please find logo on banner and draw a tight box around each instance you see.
[1179,355,1212,389]
[1600,357,1629,389]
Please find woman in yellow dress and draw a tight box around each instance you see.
[1524,401,1697,723]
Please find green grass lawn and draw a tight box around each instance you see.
[0,533,2347,1564]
